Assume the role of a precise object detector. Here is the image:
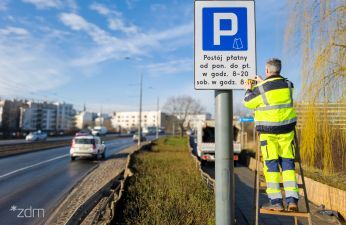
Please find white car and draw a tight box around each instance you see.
[133,133,147,142]
[91,126,107,136]
[25,131,47,142]
[70,135,106,161]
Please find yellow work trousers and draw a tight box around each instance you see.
[260,131,299,203]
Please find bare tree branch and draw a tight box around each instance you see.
[163,95,205,136]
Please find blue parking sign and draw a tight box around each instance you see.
[203,7,248,51]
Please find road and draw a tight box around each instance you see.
[0,134,124,146]
[202,164,341,225]
[0,137,138,225]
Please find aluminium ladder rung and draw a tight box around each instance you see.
[259,181,304,189]
[259,208,310,218]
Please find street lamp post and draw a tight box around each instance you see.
[156,97,159,139]
[138,73,143,147]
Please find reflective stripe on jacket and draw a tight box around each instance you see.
[243,75,297,134]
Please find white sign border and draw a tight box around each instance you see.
[194,0,257,90]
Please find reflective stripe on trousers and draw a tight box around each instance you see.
[260,131,299,201]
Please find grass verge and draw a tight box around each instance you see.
[115,137,215,225]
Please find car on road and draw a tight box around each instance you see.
[25,131,47,142]
[70,135,106,161]
[133,133,146,142]
[91,126,108,136]
[75,130,91,136]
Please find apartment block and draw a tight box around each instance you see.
[111,111,167,131]
[19,101,75,132]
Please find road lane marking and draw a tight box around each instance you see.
[0,154,69,179]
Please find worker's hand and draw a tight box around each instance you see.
[244,80,253,90]
[254,75,264,82]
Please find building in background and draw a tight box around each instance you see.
[19,101,76,133]
[55,102,75,131]
[94,113,113,131]
[75,111,93,130]
[183,113,212,131]
[0,99,25,132]
[111,111,169,132]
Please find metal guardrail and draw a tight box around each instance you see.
[188,143,215,190]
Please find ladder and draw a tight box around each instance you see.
[254,129,313,225]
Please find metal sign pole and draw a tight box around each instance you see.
[215,90,234,225]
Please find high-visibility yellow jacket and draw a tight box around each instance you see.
[243,75,297,134]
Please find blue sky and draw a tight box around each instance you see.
[0,0,300,115]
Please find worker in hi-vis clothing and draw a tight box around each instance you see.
[243,58,299,212]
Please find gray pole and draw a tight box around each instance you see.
[138,73,143,147]
[215,90,234,225]
[156,97,159,139]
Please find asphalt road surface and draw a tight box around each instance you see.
[0,137,139,225]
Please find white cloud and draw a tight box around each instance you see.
[65,0,78,11]
[146,59,193,75]
[0,26,70,97]
[60,12,192,65]
[90,3,114,16]
[108,18,138,34]
[0,49,70,97]
[60,13,89,30]
[0,26,29,36]
[0,0,8,11]
[22,0,78,10]
[90,3,138,35]
[22,0,62,9]
[60,13,141,63]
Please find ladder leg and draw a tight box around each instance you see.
[308,214,313,225]
[294,129,311,214]
[254,132,260,225]
[294,216,298,225]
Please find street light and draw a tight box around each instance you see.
[123,57,143,147]
[138,73,143,147]
[156,97,159,139]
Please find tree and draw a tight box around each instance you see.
[285,0,345,102]
[163,96,205,136]
[285,1,346,174]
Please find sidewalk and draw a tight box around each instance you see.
[202,165,341,225]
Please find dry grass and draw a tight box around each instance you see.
[116,137,215,225]
[302,165,346,191]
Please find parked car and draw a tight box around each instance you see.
[70,135,106,161]
[25,131,47,142]
[133,133,146,142]
[75,131,91,136]
[91,126,108,136]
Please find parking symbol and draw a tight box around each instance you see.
[203,7,248,51]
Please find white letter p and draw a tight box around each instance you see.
[213,13,238,45]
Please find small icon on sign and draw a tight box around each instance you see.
[233,38,243,49]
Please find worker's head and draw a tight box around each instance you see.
[265,58,281,77]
